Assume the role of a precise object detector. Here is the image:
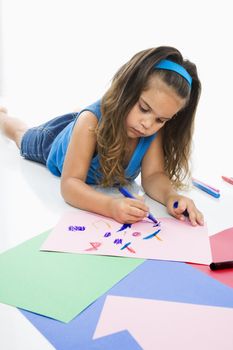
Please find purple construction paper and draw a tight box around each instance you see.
[20,260,233,349]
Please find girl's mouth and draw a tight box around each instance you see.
[131,127,145,136]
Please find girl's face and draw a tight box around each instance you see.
[125,75,186,138]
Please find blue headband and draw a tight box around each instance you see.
[154,59,192,87]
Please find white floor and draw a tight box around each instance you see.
[1,97,233,349]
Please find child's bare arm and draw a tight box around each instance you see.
[61,111,148,223]
[141,131,204,226]
[141,131,175,203]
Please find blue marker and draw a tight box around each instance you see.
[173,201,189,217]
[192,180,220,198]
[143,229,161,240]
[120,242,132,250]
[118,187,159,225]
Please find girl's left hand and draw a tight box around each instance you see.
[166,194,204,226]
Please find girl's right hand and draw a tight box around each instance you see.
[109,197,149,223]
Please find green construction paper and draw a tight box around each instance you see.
[0,230,144,323]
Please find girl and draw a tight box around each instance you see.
[0,46,204,226]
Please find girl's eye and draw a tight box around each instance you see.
[156,118,166,124]
[139,104,149,113]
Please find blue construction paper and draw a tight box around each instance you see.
[20,260,233,349]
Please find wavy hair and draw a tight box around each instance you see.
[96,46,201,188]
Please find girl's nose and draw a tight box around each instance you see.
[140,117,154,130]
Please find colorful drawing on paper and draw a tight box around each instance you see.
[92,220,112,230]
[40,211,212,264]
[85,242,102,251]
[143,229,161,240]
[67,216,161,255]
[117,223,132,232]
[68,225,86,231]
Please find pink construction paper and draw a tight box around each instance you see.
[93,295,233,350]
[41,211,211,264]
[190,227,233,288]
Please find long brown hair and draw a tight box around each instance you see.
[96,46,201,188]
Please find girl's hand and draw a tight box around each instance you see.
[109,197,149,224]
[166,194,204,226]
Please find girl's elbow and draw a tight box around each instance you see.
[60,177,70,201]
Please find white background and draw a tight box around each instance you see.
[1,1,233,349]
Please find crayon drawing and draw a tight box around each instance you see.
[41,211,212,264]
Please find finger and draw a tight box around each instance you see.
[170,208,186,221]
[196,211,204,226]
[175,214,186,221]
[172,206,190,221]
[187,211,198,226]
[186,207,203,226]
[173,200,187,215]
[128,206,148,218]
[133,194,145,202]
[121,215,143,224]
[127,198,149,212]
[170,202,186,218]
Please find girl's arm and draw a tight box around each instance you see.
[141,130,204,226]
[60,111,149,223]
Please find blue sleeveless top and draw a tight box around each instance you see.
[47,100,158,184]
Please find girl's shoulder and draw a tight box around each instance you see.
[75,110,98,133]
[77,99,102,121]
